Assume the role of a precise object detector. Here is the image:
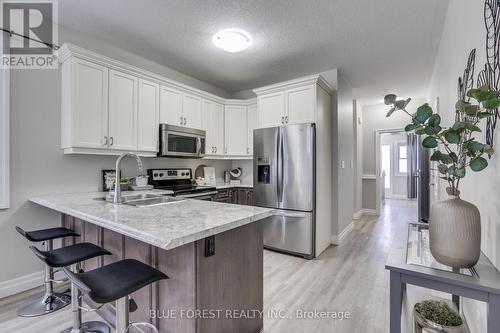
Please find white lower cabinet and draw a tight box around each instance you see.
[138,79,159,152]
[108,69,138,151]
[225,104,248,155]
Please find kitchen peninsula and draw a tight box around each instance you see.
[30,192,275,333]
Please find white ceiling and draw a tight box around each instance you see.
[59,0,449,104]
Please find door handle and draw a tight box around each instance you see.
[277,128,284,203]
[196,136,201,156]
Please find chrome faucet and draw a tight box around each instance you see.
[113,152,144,204]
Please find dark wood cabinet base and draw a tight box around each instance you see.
[62,214,263,333]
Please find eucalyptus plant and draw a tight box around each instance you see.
[384,86,499,197]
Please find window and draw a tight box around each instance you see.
[0,31,9,209]
[398,143,408,174]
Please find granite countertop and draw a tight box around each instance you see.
[215,183,253,189]
[30,191,274,250]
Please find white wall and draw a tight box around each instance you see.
[0,25,232,287]
[427,1,500,331]
[361,98,426,209]
[353,101,363,215]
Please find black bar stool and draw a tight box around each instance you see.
[15,226,79,317]
[30,242,112,333]
[62,259,169,333]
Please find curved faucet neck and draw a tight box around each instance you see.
[113,152,144,204]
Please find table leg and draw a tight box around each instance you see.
[488,293,500,332]
[390,271,403,333]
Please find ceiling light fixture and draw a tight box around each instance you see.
[213,29,251,53]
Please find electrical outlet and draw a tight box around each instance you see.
[341,160,345,169]
[205,236,215,257]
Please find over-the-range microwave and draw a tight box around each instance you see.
[158,124,206,158]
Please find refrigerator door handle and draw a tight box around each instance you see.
[277,128,284,203]
[276,211,307,218]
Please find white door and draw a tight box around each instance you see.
[258,92,285,128]
[182,92,202,129]
[72,59,109,149]
[138,79,159,152]
[202,99,215,154]
[225,105,247,155]
[286,85,315,124]
[213,103,224,155]
[108,69,138,151]
[247,104,258,155]
[159,85,183,126]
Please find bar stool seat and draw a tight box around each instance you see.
[63,259,168,333]
[16,226,79,242]
[30,243,111,268]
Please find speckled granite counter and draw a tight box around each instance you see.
[30,191,273,250]
[215,183,253,189]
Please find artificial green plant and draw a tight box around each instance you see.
[384,86,499,196]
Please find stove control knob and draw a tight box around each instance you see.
[181,172,186,176]
[159,173,164,177]
[154,173,158,177]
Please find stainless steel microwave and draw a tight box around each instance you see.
[158,124,206,158]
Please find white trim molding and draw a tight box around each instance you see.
[0,30,10,209]
[361,208,378,216]
[331,220,355,245]
[362,174,377,180]
[0,271,44,298]
[353,210,363,220]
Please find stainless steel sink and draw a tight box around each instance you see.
[94,193,184,207]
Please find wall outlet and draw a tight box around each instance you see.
[205,236,215,257]
[341,160,345,169]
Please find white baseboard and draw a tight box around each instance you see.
[0,270,44,299]
[331,220,355,245]
[0,270,66,299]
[361,208,377,216]
[352,210,363,220]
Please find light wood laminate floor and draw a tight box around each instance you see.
[0,199,417,333]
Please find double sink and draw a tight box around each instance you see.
[98,193,185,207]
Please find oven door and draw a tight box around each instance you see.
[160,125,205,158]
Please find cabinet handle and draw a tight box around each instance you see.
[285,116,289,123]
[103,136,108,146]
[109,136,114,146]
[280,116,284,124]
[183,117,187,125]
[215,147,217,153]
[180,116,183,125]
[224,148,227,154]
[247,147,249,154]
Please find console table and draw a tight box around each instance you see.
[386,223,500,332]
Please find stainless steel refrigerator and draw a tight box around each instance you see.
[253,123,315,259]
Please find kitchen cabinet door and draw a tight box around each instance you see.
[213,103,224,155]
[246,189,254,206]
[286,85,315,124]
[229,189,238,204]
[225,105,248,155]
[202,100,215,154]
[108,69,138,151]
[238,188,248,205]
[247,104,258,155]
[182,92,202,129]
[71,59,109,149]
[138,79,159,152]
[160,85,183,126]
[258,92,285,128]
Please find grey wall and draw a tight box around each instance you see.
[332,73,354,235]
[0,25,232,285]
[427,1,500,331]
[361,98,426,210]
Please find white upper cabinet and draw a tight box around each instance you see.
[257,92,285,128]
[108,69,138,151]
[286,85,315,124]
[213,103,224,155]
[138,79,159,152]
[160,85,183,126]
[225,104,248,155]
[247,104,258,155]
[63,58,108,149]
[182,92,202,129]
[202,100,224,155]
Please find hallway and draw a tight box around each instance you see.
[263,199,418,332]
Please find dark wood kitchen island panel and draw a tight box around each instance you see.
[62,214,264,333]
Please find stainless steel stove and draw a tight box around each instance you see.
[147,168,217,200]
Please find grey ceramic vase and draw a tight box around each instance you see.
[429,195,481,268]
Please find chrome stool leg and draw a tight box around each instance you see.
[116,296,159,333]
[17,239,71,317]
[60,264,110,333]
